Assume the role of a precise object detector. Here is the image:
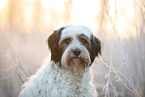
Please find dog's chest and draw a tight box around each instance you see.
[38,64,95,97]
[47,70,86,96]
[21,62,96,97]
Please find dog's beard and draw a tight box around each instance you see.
[68,57,88,71]
[61,47,91,71]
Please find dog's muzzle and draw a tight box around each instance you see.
[72,48,81,56]
[70,48,83,64]
[64,47,90,70]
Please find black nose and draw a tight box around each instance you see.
[72,49,81,56]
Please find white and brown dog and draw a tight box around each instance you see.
[19,25,102,97]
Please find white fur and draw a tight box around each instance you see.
[60,26,93,42]
[19,26,98,97]
[59,26,93,71]
[61,41,91,71]
[19,60,97,97]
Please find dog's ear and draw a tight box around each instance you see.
[90,35,102,63]
[47,27,65,62]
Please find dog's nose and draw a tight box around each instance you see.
[72,49,81,56]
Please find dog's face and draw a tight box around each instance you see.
[48,26,101,70]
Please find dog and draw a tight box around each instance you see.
[19,25,102,97]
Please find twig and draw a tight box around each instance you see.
[100,57,141,96]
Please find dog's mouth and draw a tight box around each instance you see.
[64,55,90,71]
[70,57,85,64]
[71,57,81,60]
[70,57,82,62]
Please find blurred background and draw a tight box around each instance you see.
[0,0,144,97]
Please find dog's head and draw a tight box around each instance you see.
[47,26,102,70]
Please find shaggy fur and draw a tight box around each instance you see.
[19,25,102,97]
[19,61,97,97]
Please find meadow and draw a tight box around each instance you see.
[0,0,144,97]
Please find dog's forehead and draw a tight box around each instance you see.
[61,26,93,39]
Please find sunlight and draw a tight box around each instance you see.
[124,0,135,19]
[41,0,50,8]
[40,0,69,30]
[0,0,140,39]
[117,15,128,37]
[41,0,67,14]
[26,0,137,38]
[116,0,135,19]
[23,3,34,31]
[0,0,7,10]
[109,0,136,38]
[71,0,100,32]
[26,0,35,3]
[109,0,115,24]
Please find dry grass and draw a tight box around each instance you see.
[0,28,144,97]
[0,0,145,97]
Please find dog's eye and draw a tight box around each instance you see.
[63,38,72,44]
[80,38,88,44]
